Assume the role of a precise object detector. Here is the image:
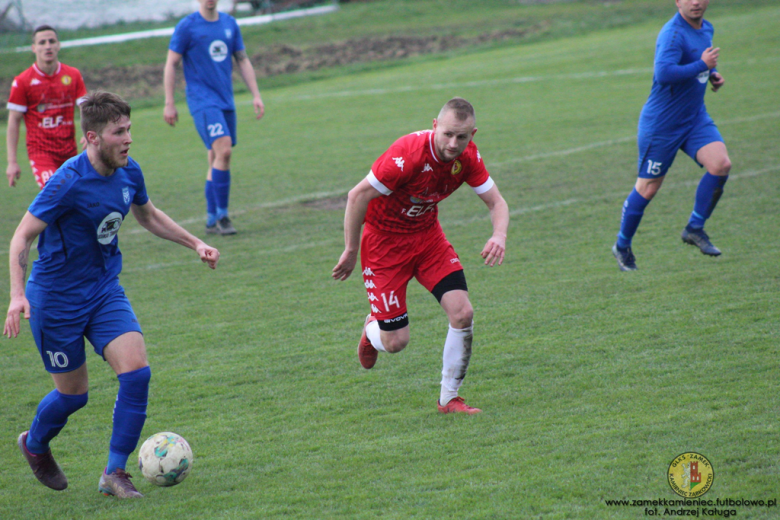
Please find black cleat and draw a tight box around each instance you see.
[681,226,721,256]
[612,243,638,271]
[216,216,237,235]
[18,431,68,491]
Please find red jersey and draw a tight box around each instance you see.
[6,63,87,163]
[365,130,493,234]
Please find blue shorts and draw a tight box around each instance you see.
[27,283,143,373]
[637,111,723,178]
[191,108,237,150]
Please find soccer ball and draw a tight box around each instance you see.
[138,432,193,486]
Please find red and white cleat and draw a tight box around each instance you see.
[437,397,482,415]
[357,314,378,369]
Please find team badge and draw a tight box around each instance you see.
[61,75,72,86]
[451,160,462,175]
[668,452,714,498]
[410,196,422,203]
[123,187,131,205]
[37,104,47,112]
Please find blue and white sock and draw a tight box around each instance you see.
[617,188,651,249]
[211,168,231,220]
[205,180,217,227]
[27,390,88,454]
[688,172,728,230]
[107,366,151,474]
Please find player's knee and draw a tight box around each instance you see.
[450,305,474,329]
[712,156,731,176]
[383,335,409,353]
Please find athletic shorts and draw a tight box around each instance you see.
[29,155,68,189]
[360,223,464,327]
[637,111,723,178]
[191,107,237,150]
[27,283,143,373]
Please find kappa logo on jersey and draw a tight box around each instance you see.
[367,293,379,302]
[365,279,377,289]
[451,160,463,175]
[61,75,72,86]
[422,163,433,173]
[97,211,124,245]
[371,304,380,313]
[209,40,229,62]
[477,151,482,162]
[362,267,375,276]
[393,157,405,171]
[697,69,711,84]
[123,187,131,205]
[31,78,42,86]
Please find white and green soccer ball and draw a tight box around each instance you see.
[138,432,193,486]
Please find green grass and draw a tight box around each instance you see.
[1,2,779,519]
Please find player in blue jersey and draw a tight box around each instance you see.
[163,0,265,235]
[612,0,732,271]
[4,91,220,498]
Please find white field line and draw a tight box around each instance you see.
[5,5,339,53]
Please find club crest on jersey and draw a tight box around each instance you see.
[61,75,72,86]
[36,104,47,112]
[697,70,710,84]
[209,40,229,62]
[123,187,130,205]
[451,160,462,175]
[97,212,123,245]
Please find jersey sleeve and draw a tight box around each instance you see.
[232,18,245,54]
[128,159,150,206]
[465,145,493,194]
[7,76,28,112]
[28,173,76,224]
[369,139,414,194]
[654,27,708,84]
[169,18,190,54]
[73,70,88,104]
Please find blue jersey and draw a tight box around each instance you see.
[169,11,245,112]
[640,13,716,133]
[27,152,149,303]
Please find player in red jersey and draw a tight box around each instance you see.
[6,25,87,189]
[332,98,509,414]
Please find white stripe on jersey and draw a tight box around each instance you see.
[6,102,27,112]
[366,170,392,195]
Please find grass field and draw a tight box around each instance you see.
[1,2,779,519]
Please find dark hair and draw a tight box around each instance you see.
[440,97,475,122]
[32,25,58,41]
[80,91,132,137]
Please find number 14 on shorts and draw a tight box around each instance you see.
[381,291,400,312]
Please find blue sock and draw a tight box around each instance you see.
[107,366,151,474]
[616,188,651,249]
[211,168,231,219]
[688,172,728,230]
[27,390,88,454]
[205,180,217,226]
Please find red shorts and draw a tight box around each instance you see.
[360,223,463,325]
[29,156,68,189]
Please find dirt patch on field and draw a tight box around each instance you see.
[0,25,545,106]
[299,195,348,211]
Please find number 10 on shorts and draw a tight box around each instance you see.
[381,291,400,312]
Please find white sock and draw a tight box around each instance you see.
[366,319,387,352]
[440,323,473,405]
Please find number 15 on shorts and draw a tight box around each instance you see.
[647,160,663,176]
[381,291,400,312]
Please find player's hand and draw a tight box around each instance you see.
[701,46,719,69]
[4,295,30,338]
[710,72,725,92]
[164,105,179,127]
[197,244,220,269]
[6,162,21,188]
[332,250,358,281]
[253,97,265,120]
[481,234,506,267]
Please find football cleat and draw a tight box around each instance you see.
[681,226,721,256]
[99,468,144,498]
[612,243,638,271]
[18,431,68,490]
[438,397,482,415]
[205,223,218,235]
[357,314,378,369]
[216,216,237,235]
